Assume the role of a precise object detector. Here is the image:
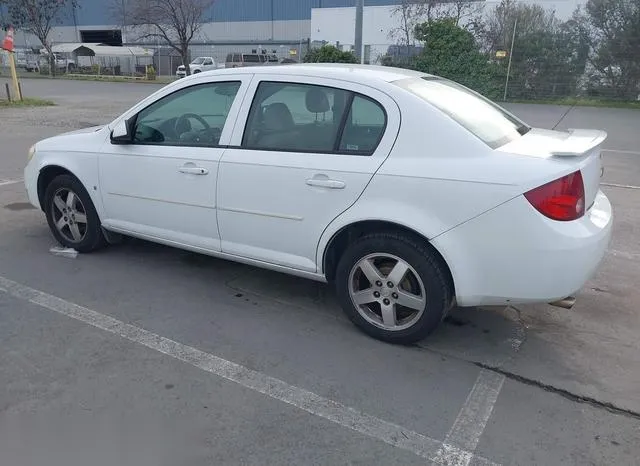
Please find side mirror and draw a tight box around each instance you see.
[110,118,133,144]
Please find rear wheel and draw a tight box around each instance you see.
[44,174,107,253]
[335,232,452,344]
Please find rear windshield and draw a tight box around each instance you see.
[243,54,261,63]
[395,77,529,149]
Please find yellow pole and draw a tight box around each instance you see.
[8,52,21,101]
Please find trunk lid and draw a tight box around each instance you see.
[498,128,606,210]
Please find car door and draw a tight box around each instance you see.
[99,77,250,251]
[217,75,400,272]
[203,58,215,71]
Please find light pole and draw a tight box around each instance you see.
[354,0,364,64]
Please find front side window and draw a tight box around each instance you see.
[395,77,529,149]
[133,81,241,147]
[242,82,351,153]
[191,57,205,65]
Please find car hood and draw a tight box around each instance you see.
[35,125,106,151]
[63,125,104,136]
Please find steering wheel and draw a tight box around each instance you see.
[174,113,210,136]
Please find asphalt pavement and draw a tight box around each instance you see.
[1,77,639,465]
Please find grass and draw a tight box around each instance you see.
[0,97,55,108]
[54,74,174,84]
[8,70,174,85]
[507,97,640,110]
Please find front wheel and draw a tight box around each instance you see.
[43,174,107,253]
[335,232,452,344]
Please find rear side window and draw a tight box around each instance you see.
[244,54,260,63]
[339,95,386,154]
[395,77,529,149]
[243,82,350,152]
[242,81,387,155]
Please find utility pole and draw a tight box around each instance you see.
[354,0,364,64]
[503,17,518,101]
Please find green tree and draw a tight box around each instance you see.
[479,0,589,100]
[579,0,640,99]
[412,18,502,99]
[303,45,358,64]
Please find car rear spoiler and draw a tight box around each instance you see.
[550,129,607,157]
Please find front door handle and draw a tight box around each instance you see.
[306,177,346,189]
[179,166,209,175]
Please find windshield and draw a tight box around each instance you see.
[395,77,529,149]
[191,58,205,65]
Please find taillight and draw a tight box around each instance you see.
[524,170,585,221]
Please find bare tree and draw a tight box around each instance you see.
[113,0,215,75]
[390,0,427,46]
[4,0,77,76]
[390,0,485,46]
[444,0,485,27]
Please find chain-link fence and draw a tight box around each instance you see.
[366,0,640,103]
[129,40,310,77]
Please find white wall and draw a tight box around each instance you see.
[200,20,310,42]
[311,2,586,63]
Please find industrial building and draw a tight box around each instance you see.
[5,0,585,71]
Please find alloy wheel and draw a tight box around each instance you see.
[348,253,427,331]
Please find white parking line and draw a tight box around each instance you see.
[433,370,505,466]
[601,182,640,190]
[0,275,499,466]
[0,178,23,187]
[603,149,640,156]
[608,249,640,260]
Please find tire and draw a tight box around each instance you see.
[43,174,107,253]
[335,232,452,344]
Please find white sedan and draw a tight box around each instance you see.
[24,64,613,344]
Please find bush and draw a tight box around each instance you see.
[146,65,157,81]
[412,19,503,99]
[303,45,358,64]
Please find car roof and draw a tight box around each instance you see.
[202,63,430,84]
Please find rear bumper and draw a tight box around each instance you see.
[432,190,613,307]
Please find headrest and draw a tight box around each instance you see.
[305,88,330,113]
[262,103,294,131]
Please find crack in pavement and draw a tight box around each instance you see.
[473,362,640,421]
[417,306,640,422]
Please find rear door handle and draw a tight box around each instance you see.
[179,166,209,175]
[306,178,346,189]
